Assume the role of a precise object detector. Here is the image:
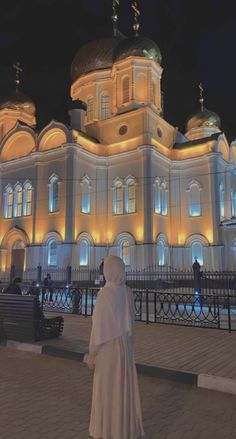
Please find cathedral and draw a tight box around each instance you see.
[0,2,236,280]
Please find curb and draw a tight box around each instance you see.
[5,340,236,396]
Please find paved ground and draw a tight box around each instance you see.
[1,347,236,439]
[42,313,236,379]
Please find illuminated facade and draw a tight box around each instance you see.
[0,17,236,277]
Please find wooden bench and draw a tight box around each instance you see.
[0,294,64,342]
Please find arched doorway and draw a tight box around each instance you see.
[11,240,25,279]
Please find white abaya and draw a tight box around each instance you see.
[88,255,144,439]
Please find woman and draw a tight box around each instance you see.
[87,255,144,439]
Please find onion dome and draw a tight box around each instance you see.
[0,89,36,116]
[186,107,221,131]
[113,36,162,65]
[71,36,126,83]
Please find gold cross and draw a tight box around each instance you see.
[131,1,140,16]
[198,82,204,111]
[13,62,23,89]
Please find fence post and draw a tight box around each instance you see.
[37,265,42,283]
[72,288,80,314]
[10,264,15,282]
[227,293,232,333]
[67,265,72,285]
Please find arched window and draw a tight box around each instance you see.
[189,183,201,216]
[23,182,32,216]
[161,183,168,215]
[122,77,130,104]
[157,241,165,266]
[125,179,136,214]
[191,241,203,266]
[154,180,161,214]
[231,190,236,218]
[219,183,225,219]
[81,177,91,214]
[80,239,89,266]
[48,240,57,266]
[49,175,59,213]
[113,181,124,215]
[4,186,13,218]
[14,184,23,217]
[87,96,94,122]
[154,179,168,215]
[101,94,110,120]
[121,240,130,266]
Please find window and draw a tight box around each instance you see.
[101,94,110,120]
[121,240,130,266]
[154,179,168,216]
[122,77,129,104]
[113,182,124,215]
[189,183,201,216]
[219,183,225,219]
[87,96,94,122]
[191,242,203,266]
[49,175,59,213]
[157,241,165,266]
[126,180,136,213]
[4,186,13,218]
[80,239,89,266]
[231,191,236,218]
[81,178,91,214]
[161,183,168,215]
[154,180,161,214]
[14,184,23,217]
[48,240,57,266]
[23,182,32,216]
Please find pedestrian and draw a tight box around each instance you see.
[99,258,105,287]
[87,255,144,439]
[4,277,22,295]
[47,273,54,302]
[42,273,54,303]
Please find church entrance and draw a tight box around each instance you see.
[11,241,25,279]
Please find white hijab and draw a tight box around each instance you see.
[90,255,133,348]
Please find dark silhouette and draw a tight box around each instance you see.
[192,257,202,305]
[42,273,53,302]
[99,259,105,287]
[4,277,22,295]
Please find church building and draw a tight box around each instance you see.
[0,2,236,280]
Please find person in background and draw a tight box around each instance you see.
[87,255,144,439]
[4,277,22,295]
[98,258,105,287]
[47,273,54,302]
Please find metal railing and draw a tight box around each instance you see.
[18,286,236,332]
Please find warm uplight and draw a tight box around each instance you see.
[206,229,213,243]
[92,231,100,243]
[106,230,113,242]
[178,233,185,245]
[60,227,65,241]
[35,232,43,244]
[136,227,144,240]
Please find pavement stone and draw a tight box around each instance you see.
[1,346,236,439]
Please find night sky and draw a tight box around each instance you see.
[0,0,236,141]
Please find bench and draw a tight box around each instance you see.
[0,294,64,342]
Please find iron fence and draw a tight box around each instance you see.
[2,265,236,297]
[15,285,236,332]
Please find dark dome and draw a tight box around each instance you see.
[0,89,36,116]
[71,36,125,83]
[186,107,221,131]
[113,36,162,65]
